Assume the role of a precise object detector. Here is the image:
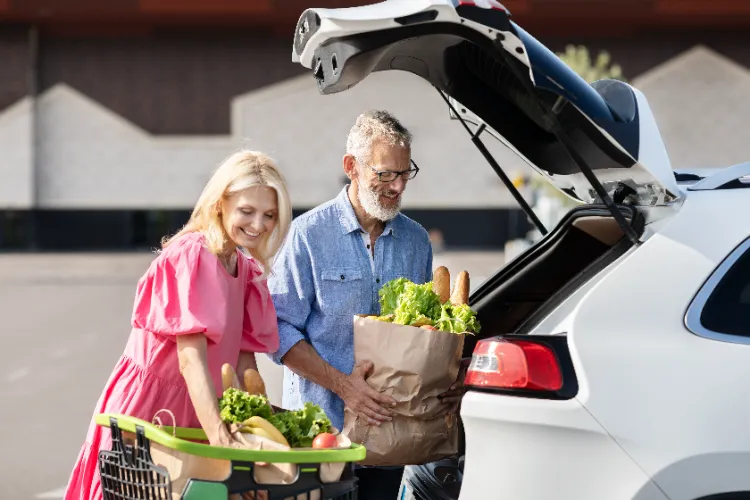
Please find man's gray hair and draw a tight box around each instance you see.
[346,110,412,163]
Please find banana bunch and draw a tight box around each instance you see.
[238,416,290,447]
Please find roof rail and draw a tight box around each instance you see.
[677,162,750,191]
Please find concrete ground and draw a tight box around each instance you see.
[0,250,502,499]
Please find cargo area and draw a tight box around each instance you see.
[464,203,645,357]
[403,203,648,500]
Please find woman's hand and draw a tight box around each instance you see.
[207,422,242,449]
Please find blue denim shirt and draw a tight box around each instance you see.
[268,186,433,430]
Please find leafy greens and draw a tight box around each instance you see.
[219,389,333,448]
[377,277,481,334]
[268,402,332,448]
[219,388,273,423]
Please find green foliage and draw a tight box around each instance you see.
[516,45,627,210]
[557,44,626,83]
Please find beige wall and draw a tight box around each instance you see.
[0,73,529,210]
[631,46,750,170]
[2,45,750,211]
[0,97,34,208]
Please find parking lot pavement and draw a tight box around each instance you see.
[0,250,502,499]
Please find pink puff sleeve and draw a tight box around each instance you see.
[131,234,224,344]
[241,258,280,353]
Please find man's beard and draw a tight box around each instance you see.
[357,182,401,222]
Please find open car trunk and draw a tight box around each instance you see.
[463,203,644,357]
[292,0,682,241]
[290,0,678,354]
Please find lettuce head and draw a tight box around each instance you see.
[267,402,332,448]
[378,278,441,327]
[377,277,481,334]
[434,302,481,334]
[219,388,273,423]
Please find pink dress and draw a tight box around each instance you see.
[64,232,279,500]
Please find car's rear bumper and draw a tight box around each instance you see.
[459,391,668,500]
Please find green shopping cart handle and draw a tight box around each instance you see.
[95,413,366,463]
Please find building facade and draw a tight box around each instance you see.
[2,1,750,250]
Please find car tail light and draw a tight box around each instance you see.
[464,337,563,391]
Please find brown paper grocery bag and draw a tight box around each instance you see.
[343,315,464,466]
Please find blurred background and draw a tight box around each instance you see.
[2,0,750,498]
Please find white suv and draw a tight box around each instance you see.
[291,1,750,499]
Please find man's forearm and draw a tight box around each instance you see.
[281,341,345,395]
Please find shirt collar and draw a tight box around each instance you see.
[335,185,400,238]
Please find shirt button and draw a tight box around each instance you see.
[340,275,345,280]
[376,278,380,283]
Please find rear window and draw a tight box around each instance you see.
[699,245,750,337]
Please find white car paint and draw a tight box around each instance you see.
[458,188,750,499]
[460,392,670,500]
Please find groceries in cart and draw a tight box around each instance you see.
[218,366,343,450]
[96,364,365,500]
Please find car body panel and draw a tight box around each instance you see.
[459,392,669,500]
[566,190,750,499]
[460,190,750,499]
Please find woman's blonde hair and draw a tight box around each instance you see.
[162,150,292,277]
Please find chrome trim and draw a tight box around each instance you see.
[684,237,750,346]
[687,162,750,191]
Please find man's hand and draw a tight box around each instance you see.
[439,357,472,413]
[337,361,397,426]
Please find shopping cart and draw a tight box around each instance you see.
[95,413,366,500]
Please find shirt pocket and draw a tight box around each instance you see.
[318,268,368,316]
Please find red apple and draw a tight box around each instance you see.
[312,432,338,449]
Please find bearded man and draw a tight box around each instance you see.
[268,110,463,498]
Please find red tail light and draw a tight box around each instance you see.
[464,337,563,391]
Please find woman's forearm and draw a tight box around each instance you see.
[177,334,226,442]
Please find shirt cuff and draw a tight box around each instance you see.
[271,321,306,365]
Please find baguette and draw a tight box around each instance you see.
[433,266,451,304]
[221,363,241,392]
[450,271,470,306]
[243,368,267,396]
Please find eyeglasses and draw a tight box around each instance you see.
[359,158,420,183]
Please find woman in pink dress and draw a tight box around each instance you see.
[64,150,293,500]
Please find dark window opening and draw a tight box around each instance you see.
[700,246,750,337]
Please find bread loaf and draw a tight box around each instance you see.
[433,266,451,304]
[450,271,470,306]
[221,363,240,392]
[243,368,267,396]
